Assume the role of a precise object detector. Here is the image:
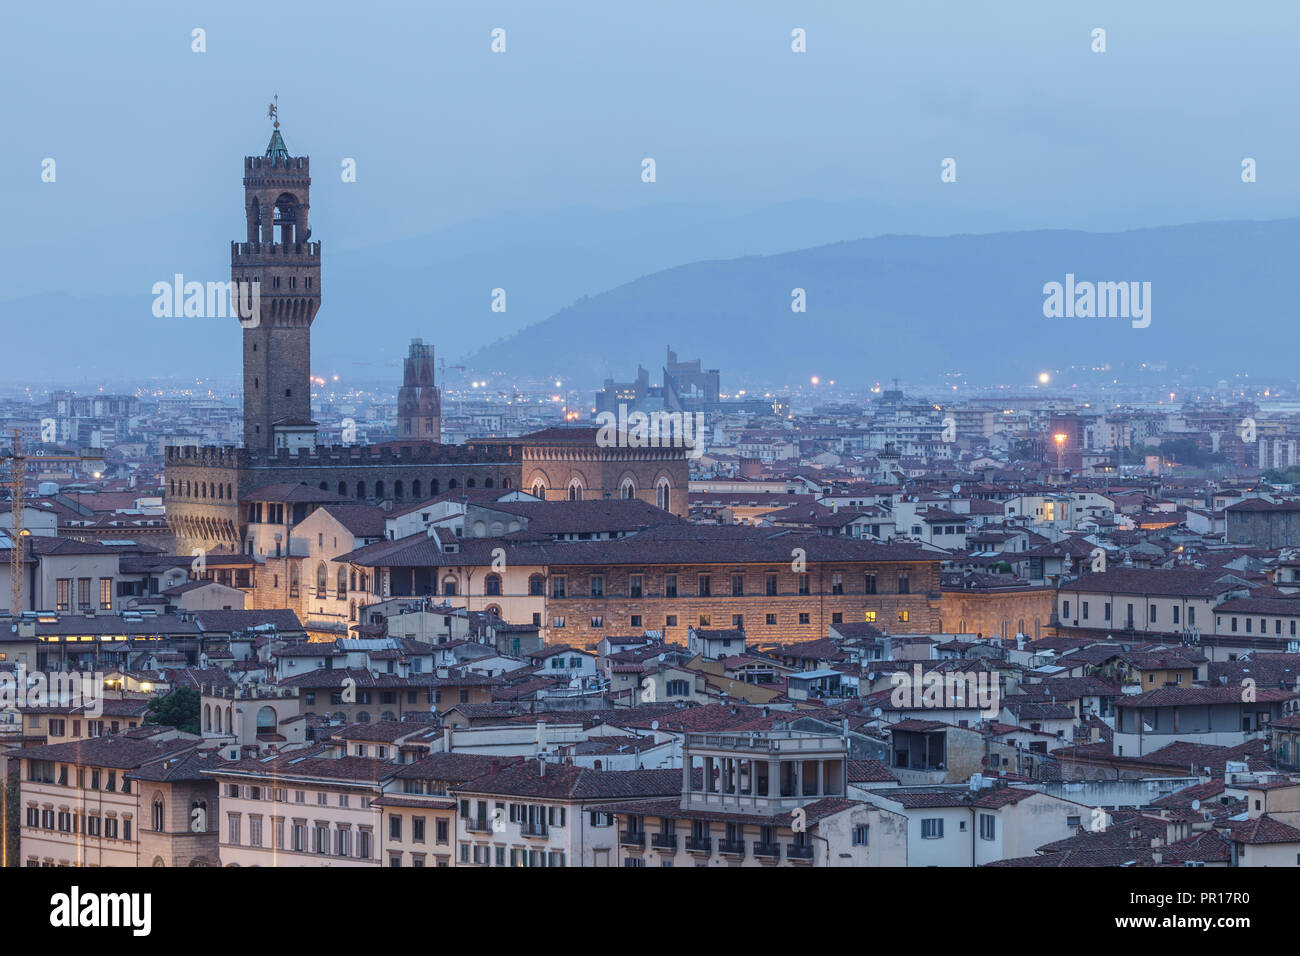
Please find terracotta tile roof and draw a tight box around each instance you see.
[451,760,684,801]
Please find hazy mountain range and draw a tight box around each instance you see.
[6,209,1295,387]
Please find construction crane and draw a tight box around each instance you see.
[2,428,105,616]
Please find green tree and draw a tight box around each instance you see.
[144,687,202,735]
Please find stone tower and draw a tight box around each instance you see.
[233,118,320,453]
[398,338,441,442]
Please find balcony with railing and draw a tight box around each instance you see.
[685,836,712,854]
[619,830,646,849]
[651,832,678,852]
[752,841,780,861]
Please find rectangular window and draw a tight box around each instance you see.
[898,575,910,595]
[765,573,777,596]
[979,814,996,841]
[590,574,604,598]
[731,574,744,596]
[921,818,943,839]
[664,574,677,598]
[99,577,113,610]
[864,574,877,595]
[551,576,566,598]
[629,574,643,598]
[698,574,711,597]
[798,574,810,596]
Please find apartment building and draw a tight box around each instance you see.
[343,523,944,648]
[202,748,400,866]
[376,752,503,867]
[605,730,903,866]
[17,726,209,867]
[856,783,1101,866]
[451,759,683,867]
[1056,567,1251,638]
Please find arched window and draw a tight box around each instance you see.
[153,796,165,832]
[568,480,582,501]
[620,478,636,499]
[316,562,328,598]
[430,479,439,495]
[485,573,502,596]
[381,711,396,722]
[531,480,545,499]
[338,481,347,496]
[449,479,458,490]
[319,481,328,491]
[357,711,371,723]
[289,563,300,597]
[394,480,404,501]
[485,605,502,620]
[656,478,671,510]
[528,574,545,596]
[375,480,385,498]
[442,577,458,596]
[355,481,366,499]
[412,479,422,498]
[203,704,211,732]
[466,478,476,489]
[484,478,494,489]
[349,600,357,622]
[337,566,348,598]
[502,477,511,489]
[256,706,277,737]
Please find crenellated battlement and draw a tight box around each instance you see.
[231,241,321,262]
[166,442,511,468]
[244,155,310,173]
[165,445,247,468]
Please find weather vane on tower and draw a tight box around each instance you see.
[268,94,279,129]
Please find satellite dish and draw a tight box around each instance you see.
[650,720,659,730]
[953,484,961,494]
[1191,799,1201,811]
[872,707,882,718]
[658,653,665,662]
[867,672,877,681]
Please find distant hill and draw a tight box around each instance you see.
[7,216,1294,387]
[464,218,1300,385]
